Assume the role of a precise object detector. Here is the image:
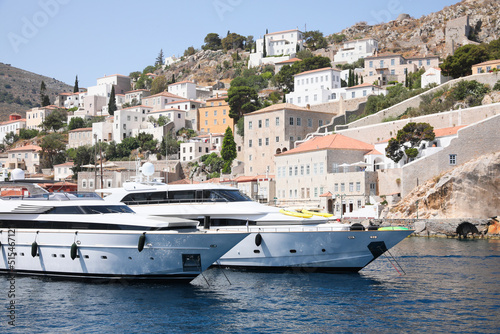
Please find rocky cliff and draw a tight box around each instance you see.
[333,0,500,58]
[384,151,500,219]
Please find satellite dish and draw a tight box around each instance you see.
[141,162,155,176]
[11,168,25,180]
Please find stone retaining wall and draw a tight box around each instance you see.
[344,218,499,238]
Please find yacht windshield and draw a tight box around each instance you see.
[80,205,135,214]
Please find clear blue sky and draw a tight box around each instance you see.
[1,0,458,88]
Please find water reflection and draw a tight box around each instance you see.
[1,237,499,333]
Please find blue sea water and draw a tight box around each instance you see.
[2,237,499,333]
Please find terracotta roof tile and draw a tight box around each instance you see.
[279,134,373,156]
[8,145,42,152]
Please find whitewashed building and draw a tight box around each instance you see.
[421,67,452,88]
[54,161,74,181]
[0,114,26,144]
[142,91,185,111]
[333,38,379,64]
[249,28,304,67]
[285,67,342,107]
[168,81,197,100]
[112,106,153,143]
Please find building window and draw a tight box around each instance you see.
[369,61,373,68]
[449,154,457,165]
[300,165,304,175]
[294,166,298,176]
[356,182,361,192]
[358,200,362,208]
[313,163,317,175]
[289,166,293,176]
[391,59,395,66]
[276,136,279,142]
[82,180,87,188]
[248,139,252,147]
[258,138,262,146]
[427,59,431,66]
[275,117,280,126]
[349,182,354,192]
[214,110,217,116]
[249,121,253,129]
[307,118,312,127]
[265,119,269,127]
[289,117,294,125]
[332,163,338,173]
[341,183,345,192]
[306,164,310,175]
[258,120,262,128]
[319,120,323,127]
[319,162,324,174]
[265,138,269,145]
[297,118,301,126]
[351,92,355,98]
[334,183,338,192]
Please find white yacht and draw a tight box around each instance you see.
[98,164,413,273]
[0,187,248,281]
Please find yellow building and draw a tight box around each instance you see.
[198,95,234,134]
[471,59,500,74]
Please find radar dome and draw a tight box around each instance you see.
[141,162,155,176]
[11,168,25,180]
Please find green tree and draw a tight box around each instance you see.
[40,133,67,168]
[202,33,222,51]
[18,128,39,140]
[303,30,328,51]
[221,33,245,50]
[129,71,141,81]
[226,86,259,122]
[4,131,19,145]
[385,122,435,163]
[450,80,490,107]
[68,117,86,130]
[295,49,313,60]
[150,75,168,94]
[155,49,164,68]
[177,127,197,139]
[40,81,50,106]
[69,145,94,179]
[108,86,117,116]
[164,130,179,156]
[42,109,66,132]
[440,44,489,78]
[200,152,224,178]
[73,75,79,93]
[221,127,237,173]
[184,46,197,57]
[137,132,158,153]
[245,35,254,52]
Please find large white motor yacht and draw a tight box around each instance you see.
[98,164,413,273]
[0,187,248,281]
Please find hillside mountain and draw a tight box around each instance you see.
[0,62,73,122]
[384,151,500,219]
[332,0,500,58]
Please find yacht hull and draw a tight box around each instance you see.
[215,228,413,272]
[0,229,246,281]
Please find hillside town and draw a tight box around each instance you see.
[1,12,500,220]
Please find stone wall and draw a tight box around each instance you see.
[336,102,500,145]
[339,72,500,132]
[377,168,402,196]
[400,114,500,197]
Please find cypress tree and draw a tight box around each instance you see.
[108,86,117,116]
[263,35,267,57]
[40,81,50,106]
[355,73,359,86]
[221,126,237,174]
[73,75,79,93]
